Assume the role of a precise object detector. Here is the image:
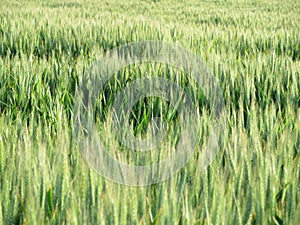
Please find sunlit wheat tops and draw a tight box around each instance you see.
[0,0,299,224]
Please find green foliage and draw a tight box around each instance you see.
[0,0,299,224]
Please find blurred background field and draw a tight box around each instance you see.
[0,0,299,224]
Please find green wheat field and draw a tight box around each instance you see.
[0,0,300,224]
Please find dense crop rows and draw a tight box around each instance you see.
[0,0,299,224]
